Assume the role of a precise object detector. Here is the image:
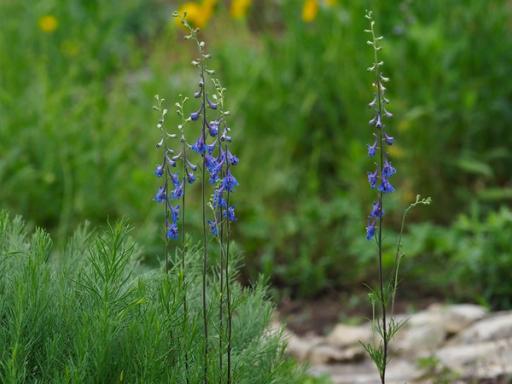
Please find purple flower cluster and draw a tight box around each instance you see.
[365,26,396,241]
[188,78,239,237]
[153,96,197,240]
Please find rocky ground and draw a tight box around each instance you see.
[276,304,512,383]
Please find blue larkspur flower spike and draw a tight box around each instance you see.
[365,11,396,240]
[153,93,197,243]
[207,78,240,250]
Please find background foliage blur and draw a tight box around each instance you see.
[1,0,511,308]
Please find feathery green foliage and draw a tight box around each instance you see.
[0,211,311,383]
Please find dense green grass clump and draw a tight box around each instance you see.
[0,211,310,383]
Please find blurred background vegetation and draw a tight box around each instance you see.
[1,0,511,310]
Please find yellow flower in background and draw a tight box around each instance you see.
[230,0,251,19]
[38,15,58,33]
[302,0,318,22]
[175,0,217,29]
[202,0,217,9]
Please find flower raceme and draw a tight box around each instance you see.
[170,15,239,383]
[191,82,240,236]
[153,95,198,241]
[365,13,396,241]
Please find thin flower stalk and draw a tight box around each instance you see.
[361,14,432,384]
[153,95,178,271]
[364,10,395,384]
[176,94,196,383]
[174,11,220,383]
[153,93,197,382]
[208,78,238,384]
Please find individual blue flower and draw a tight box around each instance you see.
[209,159,224,185]
[226,150,239,166]
[378,177,395,193]
[171,172,180,187]
[190,108,201,121]
[167,223,179,240]
[222,170,238,192]
[166,155,177,168]
[375,113,382,128]
[208,219,218,237]
[369,112,382,128]
[171,182,184,199]
[209,172,220,185]
[205,154,217,171]
[368,141,377,157]
[155,164,164,177]
[154,186,166,203]
[366,220,376,240]
[187,160,198,171]
[213,187,227,208]
[382,160,396,178]
[170,205,180,223]
[208,120,219,137]
[370,201,383,218]
[207,98,217,110]
[368,169,378,189]
[187,171,196,184]
[384,133,394,145]
[224,206,236,222]
[206,142,216,155]
[191,136,205,154]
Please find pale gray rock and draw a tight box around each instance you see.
[308,344,365,365]
[311,359,424,384]
[452,312,512,344]
[391,304,488,354]
[286,332,323,362]
[436,337,512,380]
[326,323,372,348]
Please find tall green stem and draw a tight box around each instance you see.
[218,156,225,383]
[372,21,387,384]
[225,149,232,384]
[181,136,190,384]
[200,64,209,384]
